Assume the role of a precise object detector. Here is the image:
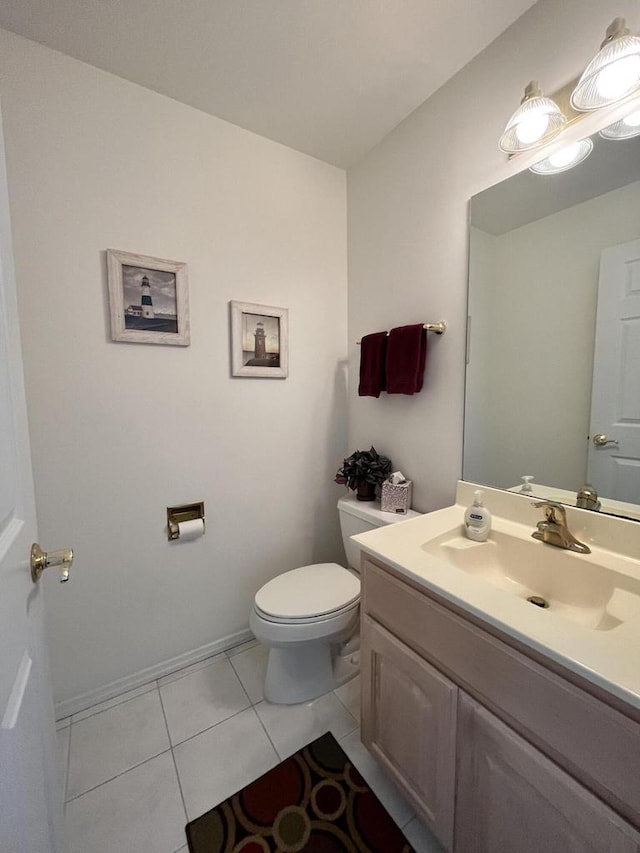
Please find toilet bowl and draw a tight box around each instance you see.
[250,495,421,704]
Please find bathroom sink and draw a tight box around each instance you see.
[351,482,640,707]
[421,526,640,631]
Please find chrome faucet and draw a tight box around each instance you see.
[576,484,601,511]
[532,500,591,554]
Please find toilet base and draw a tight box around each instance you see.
[264,643,336,704]
[263,639,360,705]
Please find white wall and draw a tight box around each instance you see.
[474,181,640,491]
[347,0,640,513]
[0,30,348,711]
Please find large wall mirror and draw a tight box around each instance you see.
[464,130,640,520]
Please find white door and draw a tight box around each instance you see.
[0,108,66,852]
[588,239,640,504]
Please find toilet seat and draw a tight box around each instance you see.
[254,598,359,625]
[254,563,360,622]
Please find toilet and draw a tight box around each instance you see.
[250,494,420,704]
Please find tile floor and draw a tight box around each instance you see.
[56,640,443,853]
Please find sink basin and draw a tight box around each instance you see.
[421,525,640,631]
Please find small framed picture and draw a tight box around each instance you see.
[107,249,190,346]
[230,301,288,378]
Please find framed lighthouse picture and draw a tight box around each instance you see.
[230,301,288,378]
[106,249,190,346]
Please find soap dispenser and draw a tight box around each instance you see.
[464,490,491,542]
[520,475,535,493]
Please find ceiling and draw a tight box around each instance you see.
[0,0,536,168]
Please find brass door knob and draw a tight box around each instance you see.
[592,433,619,447]
[30,543,74,583]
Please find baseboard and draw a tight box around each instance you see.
[54,627,255,720]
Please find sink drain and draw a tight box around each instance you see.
[527,595,549,609]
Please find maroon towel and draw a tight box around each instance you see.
[358,332,388,397]
[386,324,427,394]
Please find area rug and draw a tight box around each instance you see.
[185,731,416,852]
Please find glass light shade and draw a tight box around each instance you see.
[599,106,640,139]
[499,81,566,153]
[571,18,640,111]
[529,138,593,175]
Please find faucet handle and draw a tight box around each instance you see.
[532,500,567,524]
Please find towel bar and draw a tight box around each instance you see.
[356,321,446,343]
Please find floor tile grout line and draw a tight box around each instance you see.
[68,679,159,725]
[333,687,358,719]
[167,701,253,750]
[249,702,283,761]
[157,684,190,824]
[64,747,174,804]
[329,692,360,738]
[227,652,261,708]
[227,654,251,701]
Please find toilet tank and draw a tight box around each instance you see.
[337,495,421,571]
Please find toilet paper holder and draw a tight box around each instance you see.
[167,501,206,541]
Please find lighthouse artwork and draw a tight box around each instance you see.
[123,265,177,332]
[242,314,279,367]
[107,249,190,346]
[230,300,288,378]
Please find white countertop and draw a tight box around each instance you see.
[353,481,640,710]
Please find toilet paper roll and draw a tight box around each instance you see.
[177,518,205,541]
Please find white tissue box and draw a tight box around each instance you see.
[381,479,413,514]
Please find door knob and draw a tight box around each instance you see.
[30,543,74,583]
[592,433,619,448]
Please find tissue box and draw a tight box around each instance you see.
[381,479,413,514]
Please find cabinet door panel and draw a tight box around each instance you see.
[361,616,457,849]
[455,694,640,853]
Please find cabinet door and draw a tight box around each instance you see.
[361,616,457,849]
[455,694,640,853]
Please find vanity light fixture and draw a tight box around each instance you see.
[599,105,640,139]
[498,80,567,153]
[571,18,640,111]
[529,137,593,175]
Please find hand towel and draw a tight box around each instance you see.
[386,324,427,394]
[358,332,388,397]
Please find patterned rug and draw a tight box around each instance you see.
[185,731,415,852]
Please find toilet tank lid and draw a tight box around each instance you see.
[337,494,421,527]
[255,563,360,620]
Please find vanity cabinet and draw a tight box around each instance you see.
[361,616,457,848]
[360,556,640,852]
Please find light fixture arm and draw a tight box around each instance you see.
[601,17,629,49]
[521,80,542,102]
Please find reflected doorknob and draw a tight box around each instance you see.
[592,433,619,448]
[30,543,74,583]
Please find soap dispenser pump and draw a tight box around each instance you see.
[465,490,491,542]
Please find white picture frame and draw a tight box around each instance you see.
[230,300,288,378]
[107,249,190,346]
